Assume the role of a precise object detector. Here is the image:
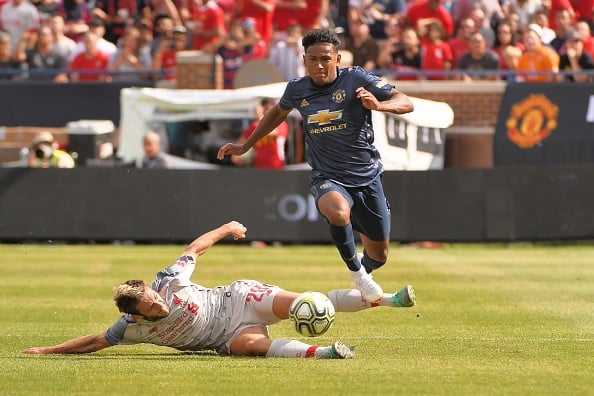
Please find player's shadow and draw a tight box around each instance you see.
[16,351,267,360]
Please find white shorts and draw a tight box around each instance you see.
[218,279,283,355]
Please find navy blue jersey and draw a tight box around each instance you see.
[279,66,394,187]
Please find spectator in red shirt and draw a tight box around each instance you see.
[296,0,328,31]
[69,31,110,81]
[447,16,474,68]
[405,0,454,38]
[542,0,575,31]
[184,0,226,53]
[420,20,453,79]
[232,97,288,169]
[152,25,188,81]
[272,0,306,34]
[570,0,593,24]
[235,0,276,44]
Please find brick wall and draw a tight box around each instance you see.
[397,81,506,128]
[397,81,506,168]
[176,51,223,89]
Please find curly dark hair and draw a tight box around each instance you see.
[302,29,341,52]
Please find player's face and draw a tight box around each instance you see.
[136,287,169,321]
[303,43,340,85]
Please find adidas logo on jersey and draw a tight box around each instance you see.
[300,99,309,107]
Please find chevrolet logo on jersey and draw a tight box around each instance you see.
[307,109,343,125]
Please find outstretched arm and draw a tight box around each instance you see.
[182,221,247,258]
[357,87,414,115]
[23,333,112,355]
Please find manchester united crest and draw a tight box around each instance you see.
[506,94,559,148]
[332,89,346,104]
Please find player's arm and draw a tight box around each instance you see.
[23,333,112,354]
[356,86,414,115]
[182,221,247,258]
[217,104,291,159]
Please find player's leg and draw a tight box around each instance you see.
[352,176,391,274]
[229,326,273,356]
[327,285,416,311]
[229,326,353,358]
[359,235,389,273]
[315,187,359,272]
[270,290,299,319]
[311,180,383,302]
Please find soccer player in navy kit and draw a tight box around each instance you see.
[218,29,415,303]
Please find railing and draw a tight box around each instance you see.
[374,68,594,82]
[0,68,172,81]
[1,68,594,83]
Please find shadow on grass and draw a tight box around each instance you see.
[9,350,269,360]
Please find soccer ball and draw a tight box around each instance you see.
[289,291,335,337]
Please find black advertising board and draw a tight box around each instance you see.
[494,83,594,166]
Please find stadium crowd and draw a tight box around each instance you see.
[0,0,593,83]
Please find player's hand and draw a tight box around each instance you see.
[227,221,247,240]
[217,143,247,160]
[356,87,381,111]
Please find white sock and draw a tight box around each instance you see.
[328,289,396,312]
[266,338,320,358]
[349,266,367,280]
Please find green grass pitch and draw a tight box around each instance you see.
[1,242,593,395]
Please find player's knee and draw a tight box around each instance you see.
[328,211,350,226]
[318,193,350,225]
[363,250,387,270]
[321,205,350,225]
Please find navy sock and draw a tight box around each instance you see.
[361,250,386,273]
[329,223,360,271]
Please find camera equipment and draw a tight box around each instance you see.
[35,144,53,160]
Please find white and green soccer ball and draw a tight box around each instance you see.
[289,291,335,337]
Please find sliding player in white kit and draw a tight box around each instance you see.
[23,221,415,359]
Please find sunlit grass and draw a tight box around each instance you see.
[1,242,593,395]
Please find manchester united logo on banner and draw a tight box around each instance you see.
[506,94,559,148]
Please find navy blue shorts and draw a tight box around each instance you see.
[310,176,391,241]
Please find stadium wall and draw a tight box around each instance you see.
[1,166,592,243]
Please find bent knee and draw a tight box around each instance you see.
[318,194,351,225]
